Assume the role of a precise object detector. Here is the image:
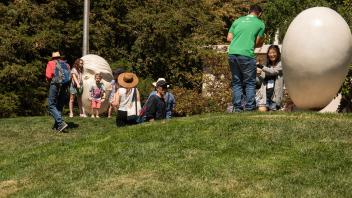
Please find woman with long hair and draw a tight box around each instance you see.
[256,45,284,111]
[69,58,86,117]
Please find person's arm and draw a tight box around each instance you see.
[65,61,70,70]
[262,62,283,77]
[136,88,141,103]
[255,22,266,48]
[107,81,114,91]
[45,61,55,81]
[227,32,233,42]
[145,96,157,121]
[170,93,176,109]
[89,86,93,100]
[72,73,80,88]
[101,84,106,101]
[112,91,120,108]
[255,36,264,48]
[226,20,237,42]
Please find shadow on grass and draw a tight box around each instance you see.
[67,122,79,129]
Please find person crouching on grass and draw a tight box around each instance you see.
[145,80,167,122]
[89,73,106,118]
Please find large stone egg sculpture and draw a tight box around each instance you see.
[81,54,113,115]
[282,7,352,110]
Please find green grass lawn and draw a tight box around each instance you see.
[1,112,352,197]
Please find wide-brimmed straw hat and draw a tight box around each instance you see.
[118,72,139,88]
[51,52,63,59]
[152,78,169,88]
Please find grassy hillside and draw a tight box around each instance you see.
[1,112,352,197]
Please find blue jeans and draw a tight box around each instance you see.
[266,87,277,110]
[228,55,257,111]
[166,110,172,119]
[48,83,68,127]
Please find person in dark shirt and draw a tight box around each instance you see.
[145,80,167,121]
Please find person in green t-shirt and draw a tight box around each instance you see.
[227,4,265,112]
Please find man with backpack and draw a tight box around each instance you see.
[46,51,71,132]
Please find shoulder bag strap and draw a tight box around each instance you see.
[134,88,137,115]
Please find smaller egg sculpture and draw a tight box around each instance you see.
[81,55,113,115]
[282,7,352,110]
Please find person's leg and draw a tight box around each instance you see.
[95,108,99,118]
[69,94,75,117]
[57,85,69,131]
[228,55,244,112]
[48,84,67,131]
[91,101,95,118]
[48,84,62,128]
[95,101,101,118]
[116,110,127,126]
[77,96,86,117]
[240,56,257,111]
[166,111,172,119]
[266,87,274,108]
[266,89,277,111]
[108,104,112,118]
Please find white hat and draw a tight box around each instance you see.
[51,51,62,58]
[152,78,169,87]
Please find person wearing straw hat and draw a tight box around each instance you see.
[148,78,176,119]
[45,51,70,132]
[112,72,141,126]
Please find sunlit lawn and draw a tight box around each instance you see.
[0,112,352,197]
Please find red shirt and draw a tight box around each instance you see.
[45,60,70,81]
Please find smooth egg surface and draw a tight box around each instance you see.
[81,54,113,114]
[282,7,352,109]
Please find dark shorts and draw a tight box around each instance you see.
[116,110,138,126]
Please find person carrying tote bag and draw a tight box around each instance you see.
[126,88,141,123]
[112,72,141,126]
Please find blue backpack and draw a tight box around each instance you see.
[51,60,71,85]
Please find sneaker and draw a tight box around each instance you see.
[91,115,95,118]
[57,122,68,132]
[96,115,100,118]
[52,124,58,131]
[69,113,73,118]
[80,114,87,118]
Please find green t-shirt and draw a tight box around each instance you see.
[228,15,265,58]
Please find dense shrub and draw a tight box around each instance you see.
[0,93,19,117]
[172,51,231,116]
[338,66,352,113]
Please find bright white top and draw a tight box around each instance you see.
[117,88,134,111]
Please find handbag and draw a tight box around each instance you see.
[127,88,141,122]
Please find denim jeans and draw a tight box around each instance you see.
[266,87,277,110]
[48,83,68,127]
[228,54,257,111]
[166,110,172,119]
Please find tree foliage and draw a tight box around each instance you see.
[0,0,350,117]
[0,0,258,117]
